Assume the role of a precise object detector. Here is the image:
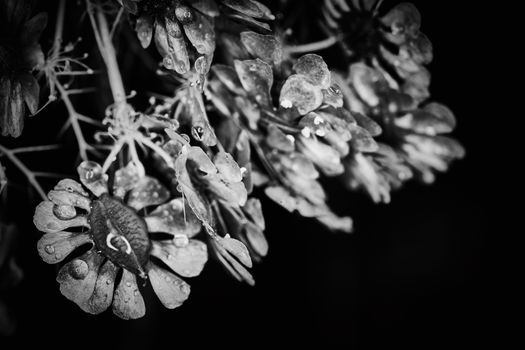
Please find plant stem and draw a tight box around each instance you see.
[286,36,339,54]
[94,4,127,110]
[52,0,66,58]
[54,79,90,160]
[0,145,47,200]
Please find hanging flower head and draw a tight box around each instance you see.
[34,161,207,319]
[0,0,46,137]
[322,0,431,101]
[338,62,464,200]
[119,0,273,75]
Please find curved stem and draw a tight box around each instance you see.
[286,36,339,54]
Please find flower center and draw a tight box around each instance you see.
[88,193,151,278]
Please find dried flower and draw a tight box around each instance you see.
[0,0,46,137]
[33,161,207,319]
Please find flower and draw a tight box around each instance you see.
[121,0,273,74]
[161,129,259,284]
[338,62,464,199]
[33,161,208,319]
[0,0,46,137]
[322,0,432,101]
[208,41,354,232]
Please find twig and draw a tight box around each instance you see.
[52,0,66,58]
[0,145,47,200]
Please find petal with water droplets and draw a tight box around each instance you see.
[145,198,202,237]
[151,240,207,277]
[148,263,190,309]
[126,177,170,211]
[112,269,145,319]
[37,231,92,264]
[87,259,118,314]
[113,162,141,199]
[57,249,103,313]
[34,201,89,233]
[240,31,282,65]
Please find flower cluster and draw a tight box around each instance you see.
[120,0,273,74]
[0,0,464,320]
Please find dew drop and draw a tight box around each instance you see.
[45,245,55,254]
[173,234,189,247]
[126,281,132,288]
[69,259,89,280]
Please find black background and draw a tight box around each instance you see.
[1,0,505,347]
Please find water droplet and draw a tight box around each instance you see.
[126,281,132,288]
[85,169,94,180]
[166,253,172,260]
[45,245,55,254]
[106,279,112,285]
[181,284,190,294]
[69,259,89,280]
[152,192,159,198]
[133,289,139,296]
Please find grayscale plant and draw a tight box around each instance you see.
[0,0,463,323]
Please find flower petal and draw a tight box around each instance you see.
[112,269,145,319]
[298,136,344,176]
[180,8,215,55]
[279,74,324,115]
[151,240,207,277]
[54,179,88,196]
[86,259,119,314]
[113,162,142,199]
[234,58,273,108]
[34,201,89,233]
[145,198,202,237]
[222,0,274,20]
[19,73,39,115]
[148,263,190,309]
[126,176,170,211]
[56,249,103,313]
[242,198,265,230]
[244,221,268,257]
[47,189,91,212]
[213,152,243,183]
[240,31,282,65]
[216,235,252,268]
[165,18,191,74]
[293,54,331,89]
[37,231,92,264]
[77,161,108,197]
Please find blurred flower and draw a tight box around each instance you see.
[120,0,273,74]
[0,222,23,335]
[322,0,432,101]
[33,161,208,319]
[338,63,464,198]
[0,0,46,137]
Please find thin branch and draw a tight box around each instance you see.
[0,145,47,200]
[54,79,91,160]
[52,0,66,58]
[10,145,62,154]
